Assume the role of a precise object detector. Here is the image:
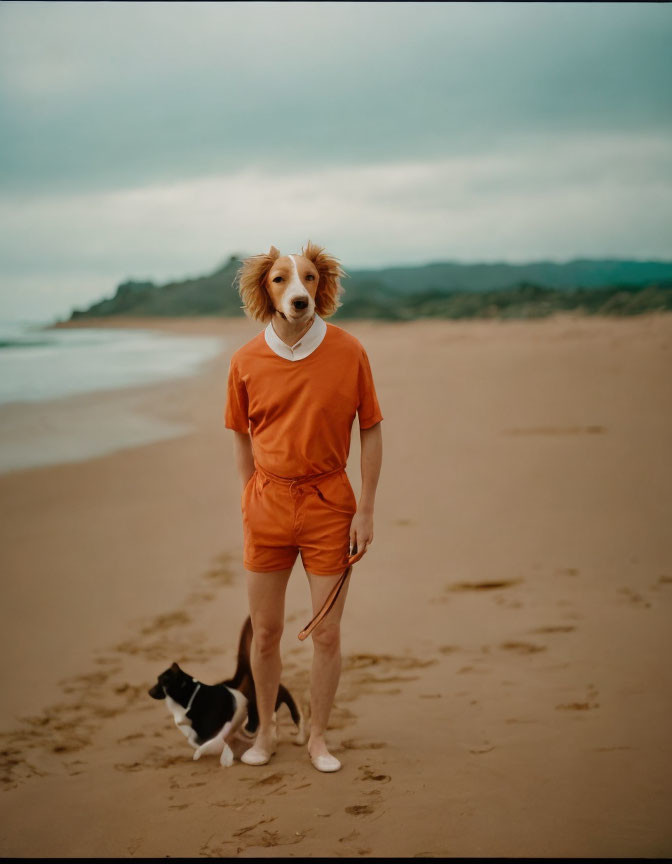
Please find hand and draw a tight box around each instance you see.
[350,507,374,557]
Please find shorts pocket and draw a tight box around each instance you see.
[344,476,358,513]
[241,470,256,507]
[325,472,356,514]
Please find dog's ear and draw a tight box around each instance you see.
[235,247,280,322]
[301,240,346,318]
[170,662,181,673]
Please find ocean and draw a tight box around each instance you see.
[0,319,226,406]
[0,320,227,473]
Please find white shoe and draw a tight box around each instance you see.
[241,742,276,766]
[309,752,342,773]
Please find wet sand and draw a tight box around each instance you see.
[1,312,671,857]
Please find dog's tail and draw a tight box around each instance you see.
[276,683,307,745]
[226,615,253,692]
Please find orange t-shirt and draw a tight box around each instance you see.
[224,322,383,478]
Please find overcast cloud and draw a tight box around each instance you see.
[1,2,670,320]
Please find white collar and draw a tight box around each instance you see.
[264,313,327,361]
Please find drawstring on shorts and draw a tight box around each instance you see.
[254,462,346,508]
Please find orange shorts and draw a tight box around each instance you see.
[241,464,357,575]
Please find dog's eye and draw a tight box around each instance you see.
[305,274,315,281]
[272,276,284,283]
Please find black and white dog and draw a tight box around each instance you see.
[148,616,305,766]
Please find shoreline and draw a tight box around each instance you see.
[0,320,240,475]
[1,313,671,856]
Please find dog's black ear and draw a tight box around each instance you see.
[148,682,165,700]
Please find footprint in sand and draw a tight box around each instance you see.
[445,579,521,592]
[93,655,121,667]
[358,764,391,783]
[356,673,421,685]
[201,552,237,587]
[249,771,292,788]
[118,732,145,743]
[186,590,216,605]
[530,625,576,634]
[438,644,460,655]
[344,653,437,671]
[618,587,652,608]
[341,739,387,751]
[500,641,547,654]
[232,816,278,839]
[65,758,87,776]
[140,610,191,636]
[345,804,375,816]
[326,704,357,731]
[227,818,309,851]
[59,670,112,691]
[342,654,436,688]
[115,749,185,772]
[557,684,599,711]
[200,836,231,857]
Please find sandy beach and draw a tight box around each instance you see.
[1,312,671,857]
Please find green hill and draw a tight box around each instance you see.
[68,255,672,321]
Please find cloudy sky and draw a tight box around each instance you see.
[1,1,671,321]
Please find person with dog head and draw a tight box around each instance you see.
[224,241,383,772]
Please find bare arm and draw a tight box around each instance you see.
[350,421,383,555]
[233,430,255,492]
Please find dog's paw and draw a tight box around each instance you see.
[193,734,226,761]
[220,743,234,767]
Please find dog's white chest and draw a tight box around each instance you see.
[165,694,200,746]
[164,688,248,767]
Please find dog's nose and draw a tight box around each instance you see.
[292,298,308,311]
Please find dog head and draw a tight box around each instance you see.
[148,662,197,705]
[235,240,345,323]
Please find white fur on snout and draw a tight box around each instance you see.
[278,255,315,320]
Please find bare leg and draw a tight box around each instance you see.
[305,569,352,771]
[243,565,293,764]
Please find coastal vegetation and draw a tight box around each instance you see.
[67,256,672,321]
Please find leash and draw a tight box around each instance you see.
[297,543,366,641]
